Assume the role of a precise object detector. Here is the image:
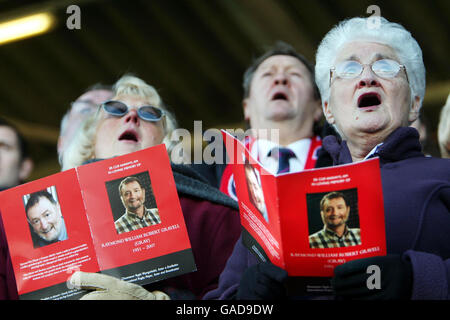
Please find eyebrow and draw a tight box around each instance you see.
[73,99,96,104]
[30,209,52,220]
[346,53,395,62]
[258,63,304,73]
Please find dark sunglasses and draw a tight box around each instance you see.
[102,100,164,122]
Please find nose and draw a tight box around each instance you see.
[40,218,49,230]
[358,66,381,88]
[124,108,140,125]
[273,72,289,86]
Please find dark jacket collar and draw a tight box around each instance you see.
[323,127,424,166]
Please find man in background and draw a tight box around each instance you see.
[57,84,113,166]
[0,117,34,299]
[202,41,329,300]
[194,41,325,199]
[0,118,33,191]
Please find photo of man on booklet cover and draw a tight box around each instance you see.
[308,189,361,249]
[105,171,161,235]
[244,160,269,223]
[24,187,68,249]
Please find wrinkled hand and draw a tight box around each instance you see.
[237,262,288,300]
[332,254,413,300]
[68,271,170,300]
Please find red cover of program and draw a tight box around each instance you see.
[222,130,386,294]
[0,144,196,300]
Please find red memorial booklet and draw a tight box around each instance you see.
[0,144,196,300]
[222,130,387,295]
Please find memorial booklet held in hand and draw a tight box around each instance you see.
[0,144,196,300]
[222,130,386,295]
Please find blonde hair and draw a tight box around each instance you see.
[62,75,179,170]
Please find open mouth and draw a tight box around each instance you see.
[358,93,381,108]
[119,130,139,142]
[271,92,288,101]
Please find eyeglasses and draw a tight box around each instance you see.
[101,100,165,122]
[329,59,408,86]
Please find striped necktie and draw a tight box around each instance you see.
[269,147,296,174]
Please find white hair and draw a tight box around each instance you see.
[315,17,426,109]
[62,75,180,171]
[438,93,450,158]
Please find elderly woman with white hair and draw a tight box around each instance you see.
[316,17,450,300]
[204,17,450,301]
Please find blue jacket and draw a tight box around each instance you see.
[204,127,450,300]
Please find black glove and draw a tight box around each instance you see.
[236,262,288,300]
[331,254,413,300]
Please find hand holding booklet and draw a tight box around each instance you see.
[0,144,196,300]
[222,130,387,294]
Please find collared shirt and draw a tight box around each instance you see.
[251,138,313,175]
[309,226,361,249]
[115,207,161,234]
[364,142,384,160]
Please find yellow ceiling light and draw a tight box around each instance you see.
[0,12,55,45]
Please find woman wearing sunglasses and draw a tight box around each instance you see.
[59,75,241,300]
[62,75,177,169]
[205,17,450,301]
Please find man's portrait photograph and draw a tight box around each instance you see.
[105,171,160,235]
[244,161,269,223]
[307,188,361,249]
[23,187,68,248]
